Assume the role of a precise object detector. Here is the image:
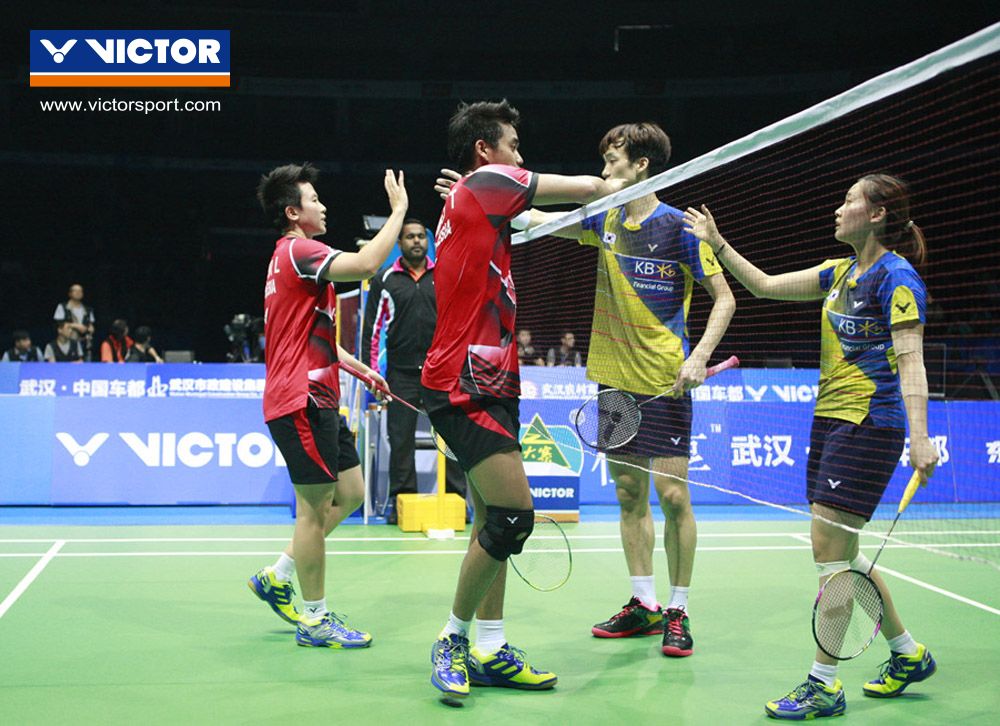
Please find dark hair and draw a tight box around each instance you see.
[447,100,521,172]
[599,122,672,177]
[401,218,425,232]
[12,329,30,343]
[55,318,72,332]
[256,162,320,232]
[858,173,927,266]
[133,326,152,345]
[110,319,128,338]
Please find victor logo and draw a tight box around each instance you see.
[39,38,76,63]
[56,433,110,466]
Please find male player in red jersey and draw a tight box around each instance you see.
[423,100,628,703]
[247,163,407,649]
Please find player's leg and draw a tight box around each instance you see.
[652,454,696,656]
[591,454,663,638]
[462,453,556,691]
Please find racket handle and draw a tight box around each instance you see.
[340,364,422,414]
[706,355,740,378]
[897,470,923,514]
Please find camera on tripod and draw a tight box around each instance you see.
[224,313,265,362]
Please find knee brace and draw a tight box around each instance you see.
[478,506,534,561]
[815,560,850,577]
[850,552,873,573]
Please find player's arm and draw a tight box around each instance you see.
[532,174,626,206]
[673,272,737,394]
[683,205,827,301]
[337,344,387,394]
[515,209,582,239]
[323,170,408,282]
[892,321,938,483]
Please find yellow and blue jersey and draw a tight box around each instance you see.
[580,203,722,395]
[814,252,926,428]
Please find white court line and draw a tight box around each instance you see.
[0,529,994,545]
[0,540,65,619]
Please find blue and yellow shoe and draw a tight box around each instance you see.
[247,566,300,625]
[469,643,557,690]
[862,643,936,698]
[295,612,372,648]
[765,676,846,720]
[431,633,470,703]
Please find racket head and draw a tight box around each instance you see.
[812,568,884,660]
[509,514,573,592]
[573,388,641,450]
[430,427,458,462]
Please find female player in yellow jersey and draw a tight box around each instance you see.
[684,173,938,720]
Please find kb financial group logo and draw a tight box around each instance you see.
[29,30,230,87]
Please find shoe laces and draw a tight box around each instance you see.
[666,609,686,637]
[612,597,641,621]
[877,652,905,679]
[436,636,468,669]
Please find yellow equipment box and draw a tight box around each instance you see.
[397,492,467,533]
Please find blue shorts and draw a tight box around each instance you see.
[598,385,692,459]
[806,416,905,521]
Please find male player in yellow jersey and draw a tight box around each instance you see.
[520,122,735,657]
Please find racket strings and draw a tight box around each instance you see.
[814,571,883,659]
[576,389,642,449]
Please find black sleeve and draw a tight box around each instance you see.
[361,269,384,370]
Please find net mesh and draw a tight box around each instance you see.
[511,24,1000,570]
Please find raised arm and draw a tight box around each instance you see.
[323,170,408,282]
[892,322,938,484]
[684,205,827,302]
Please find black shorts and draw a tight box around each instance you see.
[806,416,905,521]
[266,406,360,485]
[598,385,692,459]
[422,386,521,472]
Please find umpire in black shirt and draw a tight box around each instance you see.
[361,218,467,521]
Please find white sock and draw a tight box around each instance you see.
[810,661,838,689]
[886,630,918,655]
[440,611,471,639]
[273,553,296,581]
[302,598,326,621]
[630,576,658,610]
[475,619,506,653]
[668,586,690,612]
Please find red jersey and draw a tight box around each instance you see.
[421,164,537,399]
[263,235,342,421]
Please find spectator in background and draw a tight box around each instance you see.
[547,330,582,367]
[126,326,164,363]
[100,319,133,362]
[361,217,468,523]
[53,283,95,361]
[44,320,84,362]
[517,328,544,366]
[2,330,44,362]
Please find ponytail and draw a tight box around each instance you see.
[859,173,927,267]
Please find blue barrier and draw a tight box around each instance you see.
[1,363,997,507]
